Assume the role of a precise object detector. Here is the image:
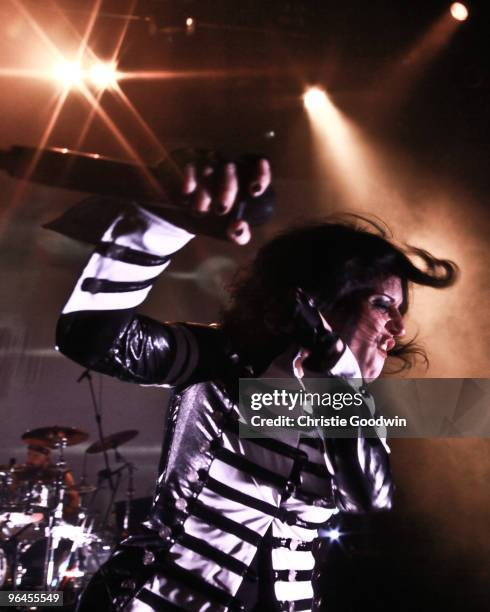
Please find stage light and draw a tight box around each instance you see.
[303,87,328,112]
[88,62,118,89]
[52,61,82,88]
[185,17,195,35]
[450,3,468,21]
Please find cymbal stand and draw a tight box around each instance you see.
[78,369,114,492]
[100,462,125,531]
[79,451,89,490]
[123,462,135,536]
[88,457,121,531]
[99,447,136,533]
[43,437,67,590]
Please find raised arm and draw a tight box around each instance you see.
[56,207,199,385]
[56,156,273,386]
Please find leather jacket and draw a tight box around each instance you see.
[57,303,394,521]
[56,205,394,611]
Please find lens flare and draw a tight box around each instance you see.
[450,3,468,21]
[52,61,82,88]
[88,62,119,89]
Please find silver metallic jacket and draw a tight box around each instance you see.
[57,207,394,611]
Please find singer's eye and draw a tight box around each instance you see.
[369,295,393,313]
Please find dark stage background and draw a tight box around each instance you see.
[0,1,489,609]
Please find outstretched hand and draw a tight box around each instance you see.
[43,149,274,247]
[163,151,273,245]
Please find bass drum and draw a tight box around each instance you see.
[15,536,65,589]
[15,535,82,609]
[15,522,104,596]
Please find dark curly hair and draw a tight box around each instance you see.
[222,215,458,373]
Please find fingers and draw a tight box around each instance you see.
[293,348,311,379]
[183,158,271,210]
[184,162,239,215]
[178,156,271,244]
[182,164,197,195]
[248,158,272,197]
[227,220,251,245]
[215,163,239,215]
[193,187,212,214]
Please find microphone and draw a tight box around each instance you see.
[293,288,343,372]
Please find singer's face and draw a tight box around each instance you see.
[334,277,406,380]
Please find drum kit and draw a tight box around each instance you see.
[0,425,139,604]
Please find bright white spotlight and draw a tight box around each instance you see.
[325,527,341,541]
[450,3,468,21]
[185,16,196,35]
[52,61,82,88]
[303,87,328,112]
[89,62,118,89]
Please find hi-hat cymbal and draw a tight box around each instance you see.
[86,430,138,454]
[22,426,89,448]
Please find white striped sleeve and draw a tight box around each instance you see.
[62,205,194,314]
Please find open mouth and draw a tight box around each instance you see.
[378,336,395,353]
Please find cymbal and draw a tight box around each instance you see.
[0,511,45,527]
[86,430,138,454]
[22,426,89,448]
